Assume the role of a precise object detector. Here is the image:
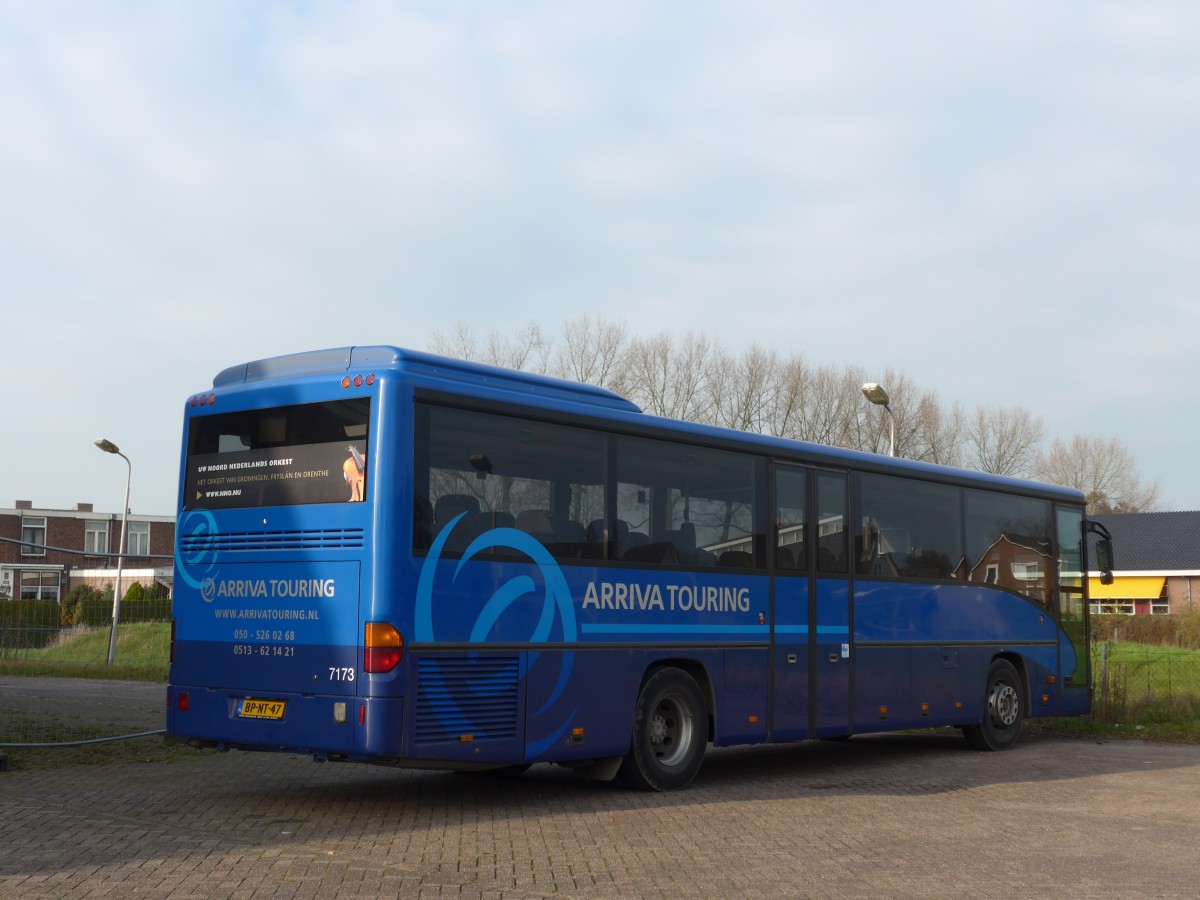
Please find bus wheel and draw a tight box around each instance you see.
[618,668,707,791]
[962,658,1023,751]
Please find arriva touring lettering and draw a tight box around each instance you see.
[582,581,751,613]
[214,579,336,599]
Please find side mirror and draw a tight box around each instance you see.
[1086,521,1115,586]
[1096,538,1114,585]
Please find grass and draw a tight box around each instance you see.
[0,622,170,681]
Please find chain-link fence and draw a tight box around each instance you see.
[1091,642,1200,724]
[0,598,170,751]
[4,626,1200,751]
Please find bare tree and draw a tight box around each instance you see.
[966,405,1045,477]
[777,361,861,447]
[708,344,779,432]
[430,321,550,372]
[551,315,632,394]
[909,393,966,468]
[428,321,480,361]
[1033,434,1161,513]
[427,321,1164,511]
[625,331,713,421]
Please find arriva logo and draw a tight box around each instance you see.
[415,512,578,756]
[176,509,221,601]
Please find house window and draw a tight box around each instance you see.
[127,522,150,556]
[21,517,47,556]
[85,521,109,556]
[1151,600,1170,615]
[1090,601,1135,615]
[20,570,60,601]
[1011,562,1042,581]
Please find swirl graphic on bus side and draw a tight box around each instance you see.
[175,508,221,602]
[415,513,578,757]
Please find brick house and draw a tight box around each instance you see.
[0,500,175,602]
[1087,511,1200,615]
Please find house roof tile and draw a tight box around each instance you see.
[1088,511,1200,572]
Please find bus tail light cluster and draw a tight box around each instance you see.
[364,622,403,673]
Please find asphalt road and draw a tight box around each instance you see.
[3,678,1199,898]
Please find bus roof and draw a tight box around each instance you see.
[213,345,641,414]
[211,344,1085,505]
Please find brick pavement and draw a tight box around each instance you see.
[2,679,1200,898]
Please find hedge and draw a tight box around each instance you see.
[0,600,61,650]
[74,597,173,627]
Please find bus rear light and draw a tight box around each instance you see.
[341,374,376,389]
[178,691,190,712]
[341,376,352,388]
[364,622,403,673]
[333,702,347,724]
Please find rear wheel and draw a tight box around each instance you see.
[618,668,707,791]
[962,658,1024,751]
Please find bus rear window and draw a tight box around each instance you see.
[185,399,370,509]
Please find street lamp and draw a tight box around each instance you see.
[95,438,131,665]
[860,383,895,457]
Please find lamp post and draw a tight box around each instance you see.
[860,383,895,457]
[95,439,130,665]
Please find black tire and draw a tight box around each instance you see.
[962,658,1024,751]
[618,668,707,792]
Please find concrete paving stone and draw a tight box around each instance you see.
[5,679,1200,897]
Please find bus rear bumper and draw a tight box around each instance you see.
[167,684,367,757]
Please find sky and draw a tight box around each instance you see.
[2,1,1198,517]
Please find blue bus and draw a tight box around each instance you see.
[167,346,1113,791]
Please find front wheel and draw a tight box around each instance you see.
[618,668,707,791]
[962,658,1024,751]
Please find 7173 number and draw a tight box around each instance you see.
[328,667,355,682]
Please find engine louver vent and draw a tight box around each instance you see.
[416,656,520,744]
[178,528,365,553]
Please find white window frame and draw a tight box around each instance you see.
[1090,601,1135,615]
[127,521,150,557]
[84,520,109,556]
[20,570,60,601]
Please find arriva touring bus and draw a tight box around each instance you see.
[167,346,1114,791]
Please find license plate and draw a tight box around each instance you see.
[238,698,286,719]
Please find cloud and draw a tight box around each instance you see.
[1,1,1197,512]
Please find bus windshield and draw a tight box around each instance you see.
[184,398,370,509]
